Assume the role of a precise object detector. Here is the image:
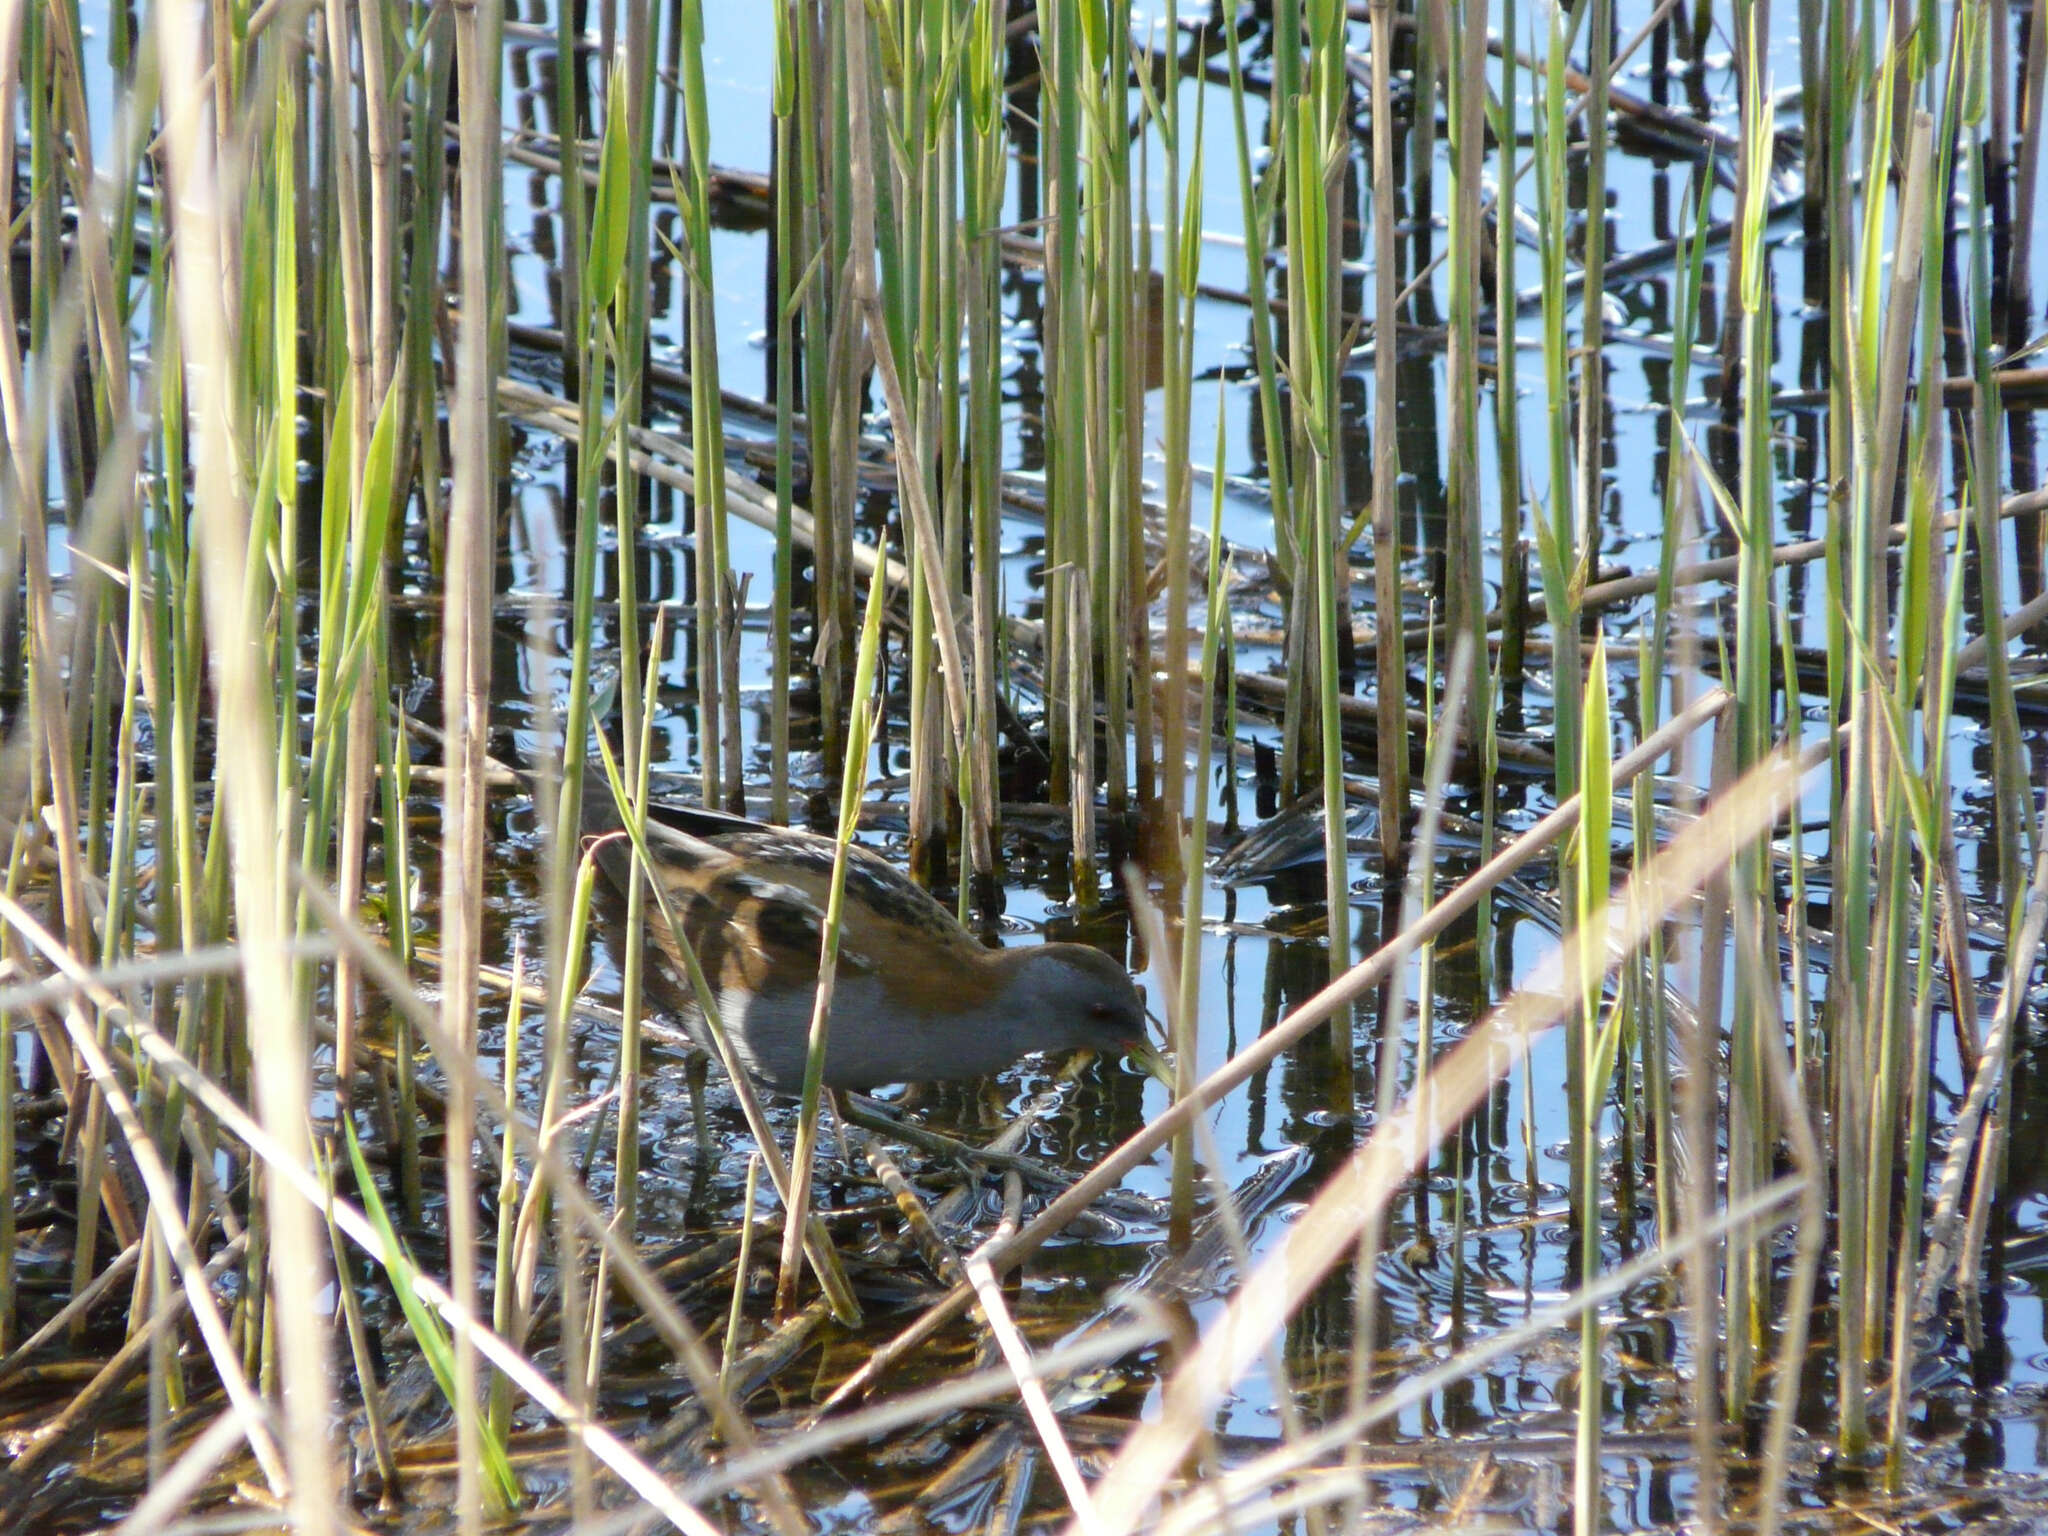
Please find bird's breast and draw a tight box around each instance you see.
[709,973,1020,1091]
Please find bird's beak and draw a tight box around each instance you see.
[1123,1038,1176,1089]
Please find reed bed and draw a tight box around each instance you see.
[1,2,2046,1534]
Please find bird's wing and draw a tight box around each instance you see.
[588,815,730,901]
[723,833,988,962]
[724,866,882,977]
[631,822,981,991]
[645,854,888,990]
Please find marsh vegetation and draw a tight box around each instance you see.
[1,1,2047,1533]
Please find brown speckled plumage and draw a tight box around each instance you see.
[581,790,1150,1091]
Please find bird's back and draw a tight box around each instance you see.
[581,783,986,995]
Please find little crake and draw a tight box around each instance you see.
[584,795,1151,1092]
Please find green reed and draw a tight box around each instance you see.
[1640,176,1709,1245]
[962,0,1007,871]
[674,0,733,816]
[1151,0,1195,854]
[616,0,663,1257]
[1858,107,1936,1415]
[1881,479,1973,1488]
[770,3,799,824]
[1223,15,1294,610]
[1571,640,1614,1536]
[1531,0,1581,816]
[1039,0,1088,840]
[1530,0,1587,1234]
[1444,0,1491,978]
[1725,20,1777,1423]
[346,1122,520,1508]
[797,4,850,777]
[3,5,2047,1533]
[1877,23,1971,1475]
[1284,0,1353,996]
[777,519,891,1317]
[880,0,949,865]
[1367,0,1408,872]
[1577,0,1610,577]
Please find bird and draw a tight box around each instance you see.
[580,783,1156,1093]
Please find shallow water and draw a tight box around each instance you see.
[14,1,2048,1531]
[482,2,2048,1529]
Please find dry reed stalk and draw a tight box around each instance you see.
[675,1320,1164,1509]
[0,1237,140,1385]
[965,1249,1102,1529]
[235,1088,723,1531]
[152,10,336,1527]
[443,2,501,1522]
[104,1406,253,1536]
[1915,826,2048,1321]
[0,1233,251,1520]
[0,209,90,981]
[29,982,283,1493]
[0,289,149,1294]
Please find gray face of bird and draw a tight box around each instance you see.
[999,945,1149,1055]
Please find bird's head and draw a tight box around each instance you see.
[987,942,1158,1070]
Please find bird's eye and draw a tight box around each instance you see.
[1091,1002,1116,1019]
